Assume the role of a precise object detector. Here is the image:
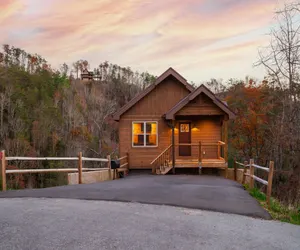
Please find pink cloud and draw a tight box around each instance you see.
[0,0,24,24]
[0,0,290,81]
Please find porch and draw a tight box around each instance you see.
[150,109,229,174]
[150,140,228,175]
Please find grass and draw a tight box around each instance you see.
[246,185,300,225]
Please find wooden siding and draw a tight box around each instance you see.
[124,77,190,116]
[119,77,190,169]
[176,93,225,116]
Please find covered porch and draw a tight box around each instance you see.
[151,115,228,175]
[150,84,234,175]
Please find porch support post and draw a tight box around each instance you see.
[172,120,175,174]
[223,118,228,163]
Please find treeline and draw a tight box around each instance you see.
[212,3,300,206]
[209,78,300,206]
[0,47,155,188]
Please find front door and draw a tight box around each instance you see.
[179,122,191,156]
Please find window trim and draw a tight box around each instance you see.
[132,121,158,148]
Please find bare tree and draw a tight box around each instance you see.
[257,2,300,96]
[256,2,300,204]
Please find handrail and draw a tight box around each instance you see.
[6,156,79,161]
[202,142,226,146]
[6,168,109,174]
[235,161,247,167]
[117,155,127,161]
[82,157,108,162]
[252,164,269,172]
[252,175,268,186]
[151,141,227,174]
[6,156,109,162]
[1,150,114,191]
[175,142,226,146]
[175,143,198,146]
[150,145,172,165]
[120,163,128,168]
[234,158,274,208]
[116,153,129,176]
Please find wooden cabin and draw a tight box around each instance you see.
[113,68,235,175]
[81,69,94,81]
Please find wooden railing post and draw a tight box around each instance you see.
[126,152,129,173]
[249,159,254,189]
[223,120,228,162]
[218,143,221,159]
[267,161,274,208]
[107,155,111,180]
[78,152,83,184]
[242,161,248,185]
[233,158,237,181]
[172,122,175,174]
[152,164,156,174]
[1,150,7,191]
[198,141,202,163]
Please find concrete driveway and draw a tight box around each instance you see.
[0,175,270,219]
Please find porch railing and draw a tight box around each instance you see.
[175,141,227,163]
[150,141,227,174]
[150,145,172,174]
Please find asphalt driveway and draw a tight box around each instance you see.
[0,175,271,219]
[1,199,299,250]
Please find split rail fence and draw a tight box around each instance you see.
[1,150,129,191]
[234,159,274,207]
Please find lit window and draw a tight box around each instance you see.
[180,124,189,132]
[132,122,157,147]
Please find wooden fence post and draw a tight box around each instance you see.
[249,159,254,189]
[233,158,237,181]
[107,155,111,180]
[126,152,129,174]
[78,152,83,184]
[267,161,274,208]
[242,161,248,185]
[1,150,7,191]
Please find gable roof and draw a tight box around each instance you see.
[165,84,236,120]
[113,67,194,121]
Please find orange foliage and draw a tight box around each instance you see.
[226,81,273,159]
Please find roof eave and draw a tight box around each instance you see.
[164,84,237,120]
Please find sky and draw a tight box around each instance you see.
[0,0,293,83]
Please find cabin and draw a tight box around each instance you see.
[113,68,235,175]
[81,69,94,81]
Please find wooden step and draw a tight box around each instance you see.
[158,166,173,175]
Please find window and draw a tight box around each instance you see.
[180,123,190,132]
[132,121,157,147]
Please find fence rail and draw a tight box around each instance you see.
[0,150,113,191]
[234,158,274,207]
[116,153,129,177]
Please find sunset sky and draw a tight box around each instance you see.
[0,0,292,83]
